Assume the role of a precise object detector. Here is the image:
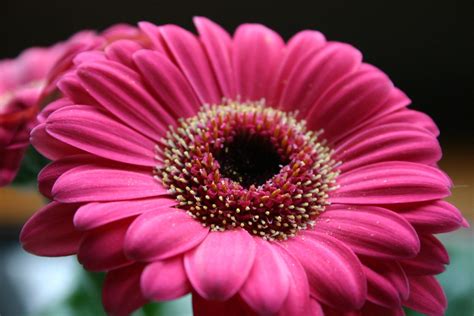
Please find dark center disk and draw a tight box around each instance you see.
[215,131,287,188]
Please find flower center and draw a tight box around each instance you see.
[156,102,339,240]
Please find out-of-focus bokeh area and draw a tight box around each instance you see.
[1,0,473,315]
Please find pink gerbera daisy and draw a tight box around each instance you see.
[0,24,144,186]
[21,17,467,316]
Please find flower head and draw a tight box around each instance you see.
[21,17,468,316]
[0,24,143,186]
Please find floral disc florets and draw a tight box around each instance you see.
[157,101,339,240]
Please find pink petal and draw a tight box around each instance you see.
[38,154,101,199]
[125,209,209,261]
[159,24,221,104]
[192,294,256,316]
[397,200,466,233]
[279,42,361,115]
[306,64,395,143]
[30,123,84,160]
[239,238,290,315]
[78,218,133,271]
[103,263,147,316]
[269,30,326,106]
[20,202,83,256]
[184,229,256,301]
[0,146,26,186]
[309,299,325,316]
[333,161,451,204]
[52,164,167,202]
[133,49,200,118]
[74,197,177,230]
[404,275,447,316]
[57,74,101,106]
[232,23,285,102]
[37,98,74,123]
[105,39,144,69]
[77,60,175,141]
[399,234,449,275]
[314,205,420,259]
[366,109,439,137]
[141,256,191,300]
[361,259,409,308]
[46,105,156,166]
[274,246,311,316]
[194,17,236,99]
[137,22,166,52]
[283,232,366,310]
[334,123,441,172]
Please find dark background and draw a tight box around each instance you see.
[2,0,473,144]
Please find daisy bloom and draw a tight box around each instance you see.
[0,24,143,186]
[21,17,468,316]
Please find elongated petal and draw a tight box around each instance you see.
[314,205,420,259]
[240,238,290,314]
[78,218,133,271]
[400,234,449,275]
[77,60,175,140]
[46,105,156,166]
[361,302,406,316]
[125,209,208,261]
[52,164,167,202]
[74,197,177,230]
[397,200,467,233]
[105,39,143,69]
[284,232,366,310]
[269,30,326,106]
[20,202,83,256]
[334,123,441,171]
[160,25,221,104]
[133,49,200,118]
[31,123,83,160]
[279,42,361,115]
[232,23,285,102]
[361,259,409,308]
[141,256,191,300]
[194,16,236,98]
[333,162,451,204]
[185,229,256,301]
[103,263,147,316]
[307,64,394,142]
[404,276,447,316]
[366,109,439,136]
[275,246,311,316]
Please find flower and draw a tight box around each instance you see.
[0,45,65,185]
[0,24,144,186]
[20,17,468,316]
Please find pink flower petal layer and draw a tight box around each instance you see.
[52,164,167,202]
[398,200,467,233]
[46,105,156,166]
[399,234,449,275]
[314,205,420,259]
[333,161,451,204]
[185,229,256,301]
[284,232,366,310]
[103,263,147,316]
[141,256,191,300]
[192,294,256,316]
[20,202,83,256]
[240,238,290,315]
[74,197,177,230]
[124,209,209,261]
[404,275,447,316]
[78,219,133,271]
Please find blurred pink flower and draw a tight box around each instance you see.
[21,17,468,316]
[0,24,144,186]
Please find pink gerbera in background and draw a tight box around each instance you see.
[0,24,145,187]
[20,17,468,316]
